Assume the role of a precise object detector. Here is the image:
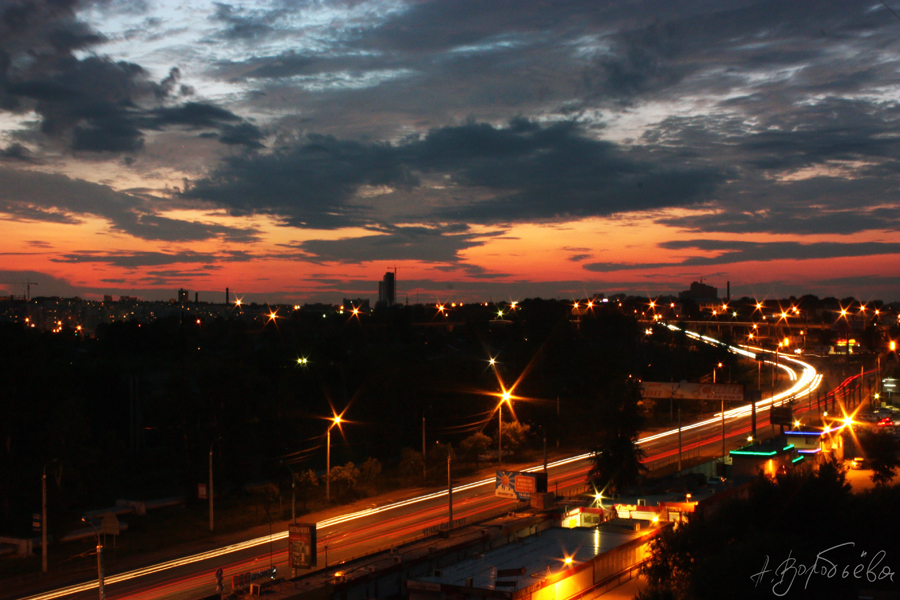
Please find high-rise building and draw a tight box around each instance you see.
[378,271,396,307]
[177,288,189,303]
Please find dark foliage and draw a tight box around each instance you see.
[641,460,900,600]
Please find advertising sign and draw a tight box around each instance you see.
[495,471,548,500]
[641,382,744,402]
[289,523,317,569]
[770,405,794,426]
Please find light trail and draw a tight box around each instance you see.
[22,325,822,600]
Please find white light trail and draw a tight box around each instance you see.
[23,325,820,600]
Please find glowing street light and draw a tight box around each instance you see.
[497,391,512,465]
[326,414,343,502]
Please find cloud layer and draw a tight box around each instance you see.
[1,0,899,300]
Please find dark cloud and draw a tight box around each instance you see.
[50,250,254,268]
[0,143,35,162]
[413,119,726,222]
[0,4,265,152]
[0,167,260,242]
[183,132,416,229]
[579,0,891,103]
[218,122,265,148]
[0,268,82,298]
[584,240,900,272]
[298,224,500,264]
[144,102,241,128]
[183,118,726,230]
[210,2,275,42]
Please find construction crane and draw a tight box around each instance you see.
[0,280,38,301]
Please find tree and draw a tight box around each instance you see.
[459,432,492,468]
[399,448,424,479]
[641,461,860,600]
[295,469,318,510]
[495,420,530,459]
[587,378,647,494]
[359,457,382,485]
[328,462,360,500]
[860,429,900,487]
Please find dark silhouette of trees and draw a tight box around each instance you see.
[587,377,647,494]
[859,429,900,487]
[638,460,900,600]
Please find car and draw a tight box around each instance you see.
[849,457,869,470]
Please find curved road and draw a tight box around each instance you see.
[14,331,824,600]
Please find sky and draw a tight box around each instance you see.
[1,0,899,305]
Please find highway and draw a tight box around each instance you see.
[13,331,825,600]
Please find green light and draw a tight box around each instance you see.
[792,456,805,463]
[783,444,795,451]
[731,449,778,456]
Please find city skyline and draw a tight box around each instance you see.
[2,0,900,304]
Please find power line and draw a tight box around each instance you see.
[881,0,900,22]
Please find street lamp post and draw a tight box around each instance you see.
[209,437,221,532]
[498,392,511,465]
[82,518,105,600]
[326,416,342,502]
[42,459,57,574]
[773,343,781,387]
[280,461,296,523]
[447,454,453,527]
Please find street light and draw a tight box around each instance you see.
[326,415,342,502]
[498,391,511,465]
[42,459,57,574]
[81,518,106,600]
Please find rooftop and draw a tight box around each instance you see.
[415,523,642,592]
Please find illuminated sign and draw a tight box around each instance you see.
[641,382,744,402]
[289,523,317,569]
[495,471,548,500]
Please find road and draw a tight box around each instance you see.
[13,337,824,600]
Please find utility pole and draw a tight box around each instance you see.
[543,428,547,473]
[447,454,453,527]
[498,405,502,466]
[209,437,220,532]
[326,427,331,502]
[281,461,296,523]
[42,459,57,574]
[422,416,426,479]
[677,406,683,472]
[82,519,105,600]
[721,398,726,464]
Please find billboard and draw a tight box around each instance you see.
[770,405,794,426]
[288,523,317,569]
[641,382,744,402]
[495,471,548,500]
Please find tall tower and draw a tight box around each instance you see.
[379,270,396,306]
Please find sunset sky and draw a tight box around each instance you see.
[1,0,899,304]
